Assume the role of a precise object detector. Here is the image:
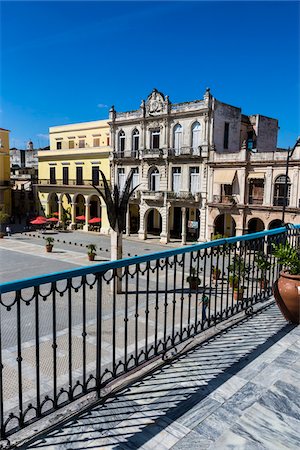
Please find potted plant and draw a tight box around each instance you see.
[228,255,249,301]
[254,252,271,290]
[272,242,300,324]
[87,244,97,261]
[45,236,54,252]
[186,267,201,291]
[0,212,10,238]
[212,265,221,280]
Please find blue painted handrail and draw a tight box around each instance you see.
[0,225,297,294]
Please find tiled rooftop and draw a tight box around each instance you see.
[18,303,300,449]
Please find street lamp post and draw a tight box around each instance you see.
[282,137,300,225]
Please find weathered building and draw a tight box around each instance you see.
[109,88,213,243]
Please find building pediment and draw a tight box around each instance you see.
[145,89,169,117]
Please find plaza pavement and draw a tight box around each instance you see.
[0,232,172,283]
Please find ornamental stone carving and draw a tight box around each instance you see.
[146,89,167,117]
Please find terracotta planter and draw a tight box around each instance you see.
[88,254,95,261]
[213,270,221,280]
[273,271,300,324]
[46,245,53,253]
[233,289,244,301]
[188,279,200,290]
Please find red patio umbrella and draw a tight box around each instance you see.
[34,216,47,222]
[88,217,101,224]
[31,218,48,225]
[47,217,59,222]
[76,215,86,221]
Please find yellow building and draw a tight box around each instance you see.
[0,128,11,215]
[37,119,111,233]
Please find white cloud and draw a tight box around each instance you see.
[97,103,108,109]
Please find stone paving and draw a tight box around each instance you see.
[17,304,300,450]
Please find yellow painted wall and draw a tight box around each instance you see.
[38,119,111,232]
[0,129,11,214]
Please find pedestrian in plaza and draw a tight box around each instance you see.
[6,225,11,236]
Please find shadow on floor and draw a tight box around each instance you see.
[21,304,295,449]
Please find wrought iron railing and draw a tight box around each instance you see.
[213,194,236,204]
[168,147,202,157]
[38,179,105,188]
[0,226,299,439]
[114,150,139,158]
[167,191,200,200]
[249,196,264,205]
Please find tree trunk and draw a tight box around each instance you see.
[111,230,123,293]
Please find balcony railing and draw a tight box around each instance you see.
[141,149,164,158]
[168,146,202,157]
[114,150,139,158]
[167,191,200,201]
[249,196,264,205]
[141,190,164,200]
[213,194,236,204]
[273,197,290,207]
[0,226,298,440]
[38,179,105,188]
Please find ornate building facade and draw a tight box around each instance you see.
[110,88,300,243]
[109,88,212,244]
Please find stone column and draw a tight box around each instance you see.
[160,205,170,244]
[125,208,130,236]
[83,202,90,232]
[264,167,273,206]
[239,168,246,205]
[58,200,63,222]
[71,202,77,229]
[289,169,298,208]
[44,200,50,217]
[198,206,207,242]
[181,207,187,245]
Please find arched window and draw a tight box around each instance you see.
[132,129,139,157]
[273,175,291,206]
[149,167,160,191]
[173,124,182,155]
[191,122,201,155]
[118,130,125,155]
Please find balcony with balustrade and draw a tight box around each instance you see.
[0,226,299,447]
[212,194,237,205]
[37,179,105,188]
[167,191,201,202]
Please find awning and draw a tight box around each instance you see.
[248,172,265,180]
[214,169,236,184]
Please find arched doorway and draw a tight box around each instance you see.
[170,206,182,239]
[89,195,101,219]
[48,193,58,216]
[74,194,85,216]
[60,193,72,226]
[248,218,265,234]
[268,219,283,230]
[214,213,236,237]
[146,209,162,237]
[187,208,200,241]
[129,204,139,234]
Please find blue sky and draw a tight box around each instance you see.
[1,1,299,148]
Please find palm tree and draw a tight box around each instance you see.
[92,169,139,291]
